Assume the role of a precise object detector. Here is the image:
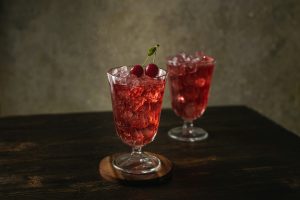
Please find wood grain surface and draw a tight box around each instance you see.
[0,106,300,199]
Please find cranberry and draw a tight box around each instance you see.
[145,63,159,77]
[130,64,143,77]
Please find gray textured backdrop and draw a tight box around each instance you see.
[0,0,299,135]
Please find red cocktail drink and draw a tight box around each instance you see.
[107,66,167,174]
[109,67,166,146]
[167,52,215,142]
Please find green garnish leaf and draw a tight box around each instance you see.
[148,47,157,56]
[143,44,160,66]
[147,44,160,56]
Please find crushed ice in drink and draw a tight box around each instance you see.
[111,66,128,76]
[191,57,201,63]
[179,52,187,60]
[128,75,141,87]
[167,51,214,69]
[117,66,129,77]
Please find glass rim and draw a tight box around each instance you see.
[107,66,168,78]
[166,52,216,66]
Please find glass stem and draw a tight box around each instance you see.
[182,120,194,136]
[131,146,142,156]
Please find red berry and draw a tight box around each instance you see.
[130,64,143,77]
[145,63,159,77]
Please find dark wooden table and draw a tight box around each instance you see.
[0,106,300,199]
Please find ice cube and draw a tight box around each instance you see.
[111,68,119,76]
[157,68,166,77]
[167,56,178,66]
[118,66,129,77]
[191,56,201,63]
[185,55,193,62]
[186,60,198,73]
[179,52,187,60]
[177,54,186,64]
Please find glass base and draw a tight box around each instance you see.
[168,126,208,142]
[112,152,161,174]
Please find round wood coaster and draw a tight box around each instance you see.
[99,152,173,184]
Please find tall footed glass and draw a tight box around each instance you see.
[107,66,167,174]
[167,52,215,142]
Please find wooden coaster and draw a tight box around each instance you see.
[99,153,173,184]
